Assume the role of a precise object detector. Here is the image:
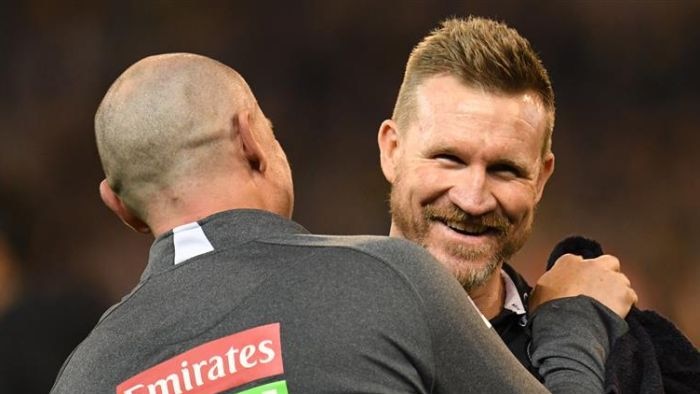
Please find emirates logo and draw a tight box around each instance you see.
[117,323,284,394]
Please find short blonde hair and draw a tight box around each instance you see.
[393,16,555,154]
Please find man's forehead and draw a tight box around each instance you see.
[412,75,549,138]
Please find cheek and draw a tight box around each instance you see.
[494,184,538,221]
[406,163,452,203]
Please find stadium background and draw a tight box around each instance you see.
[1,1,698,348]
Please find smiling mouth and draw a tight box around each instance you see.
[439,220,500,237]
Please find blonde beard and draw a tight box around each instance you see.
[440,244,503,292]
[389,179,534,292]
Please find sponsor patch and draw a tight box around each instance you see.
[236,380,288,394]
[117,323,283,394]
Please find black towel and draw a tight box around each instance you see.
[547,236,700,393]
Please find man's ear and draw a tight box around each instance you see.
[99,180,151,234]
[236,110,267,173]
[378,119,402,184]
[535,152,555,203]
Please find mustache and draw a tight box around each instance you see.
[423,204,509,232]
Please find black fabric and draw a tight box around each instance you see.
[545,236,603,270]
[604,308,700,394]
[547,236,700,393]
[490,264,540,379]
[496,236,700,393]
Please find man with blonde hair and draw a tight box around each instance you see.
[379,16,637,388]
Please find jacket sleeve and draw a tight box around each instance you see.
[370,238,625,393]
[529,296,629,393]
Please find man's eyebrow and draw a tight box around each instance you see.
[494,158,526,169]
[266,117,274,130]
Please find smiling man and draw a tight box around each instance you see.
[379,16,637,378]
[385,75,551,305]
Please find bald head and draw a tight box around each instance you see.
[96,53,293,232]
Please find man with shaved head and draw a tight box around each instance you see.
[53,53,626,394]
[94,54,293,232]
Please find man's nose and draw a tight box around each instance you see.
[447,167,497,216]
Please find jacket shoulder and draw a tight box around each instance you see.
[261,233,437,266]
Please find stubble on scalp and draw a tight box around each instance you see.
[95,53,255,218]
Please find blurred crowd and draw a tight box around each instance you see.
[1,1,698,392]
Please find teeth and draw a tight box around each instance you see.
[445,221,488,235]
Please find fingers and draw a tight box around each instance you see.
[533,252,638,318]
[628,287,638,305]
[620,272,632,287]
[588,254,621,272]
[556,253,622,272]
[617,286,638,318]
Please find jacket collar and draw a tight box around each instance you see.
[142,209,309,279]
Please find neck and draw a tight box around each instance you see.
[388,222,403,237]
[467,268,505,320]
[148,180,280,236]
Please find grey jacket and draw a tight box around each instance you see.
[51,209,626,393]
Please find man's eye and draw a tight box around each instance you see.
[434,154,464,164]
[490,163,522,177]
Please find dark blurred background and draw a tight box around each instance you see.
[1,0,698,388]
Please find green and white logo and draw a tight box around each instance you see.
[237,380,288,394]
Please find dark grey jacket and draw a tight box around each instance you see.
[51,209,624,393]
